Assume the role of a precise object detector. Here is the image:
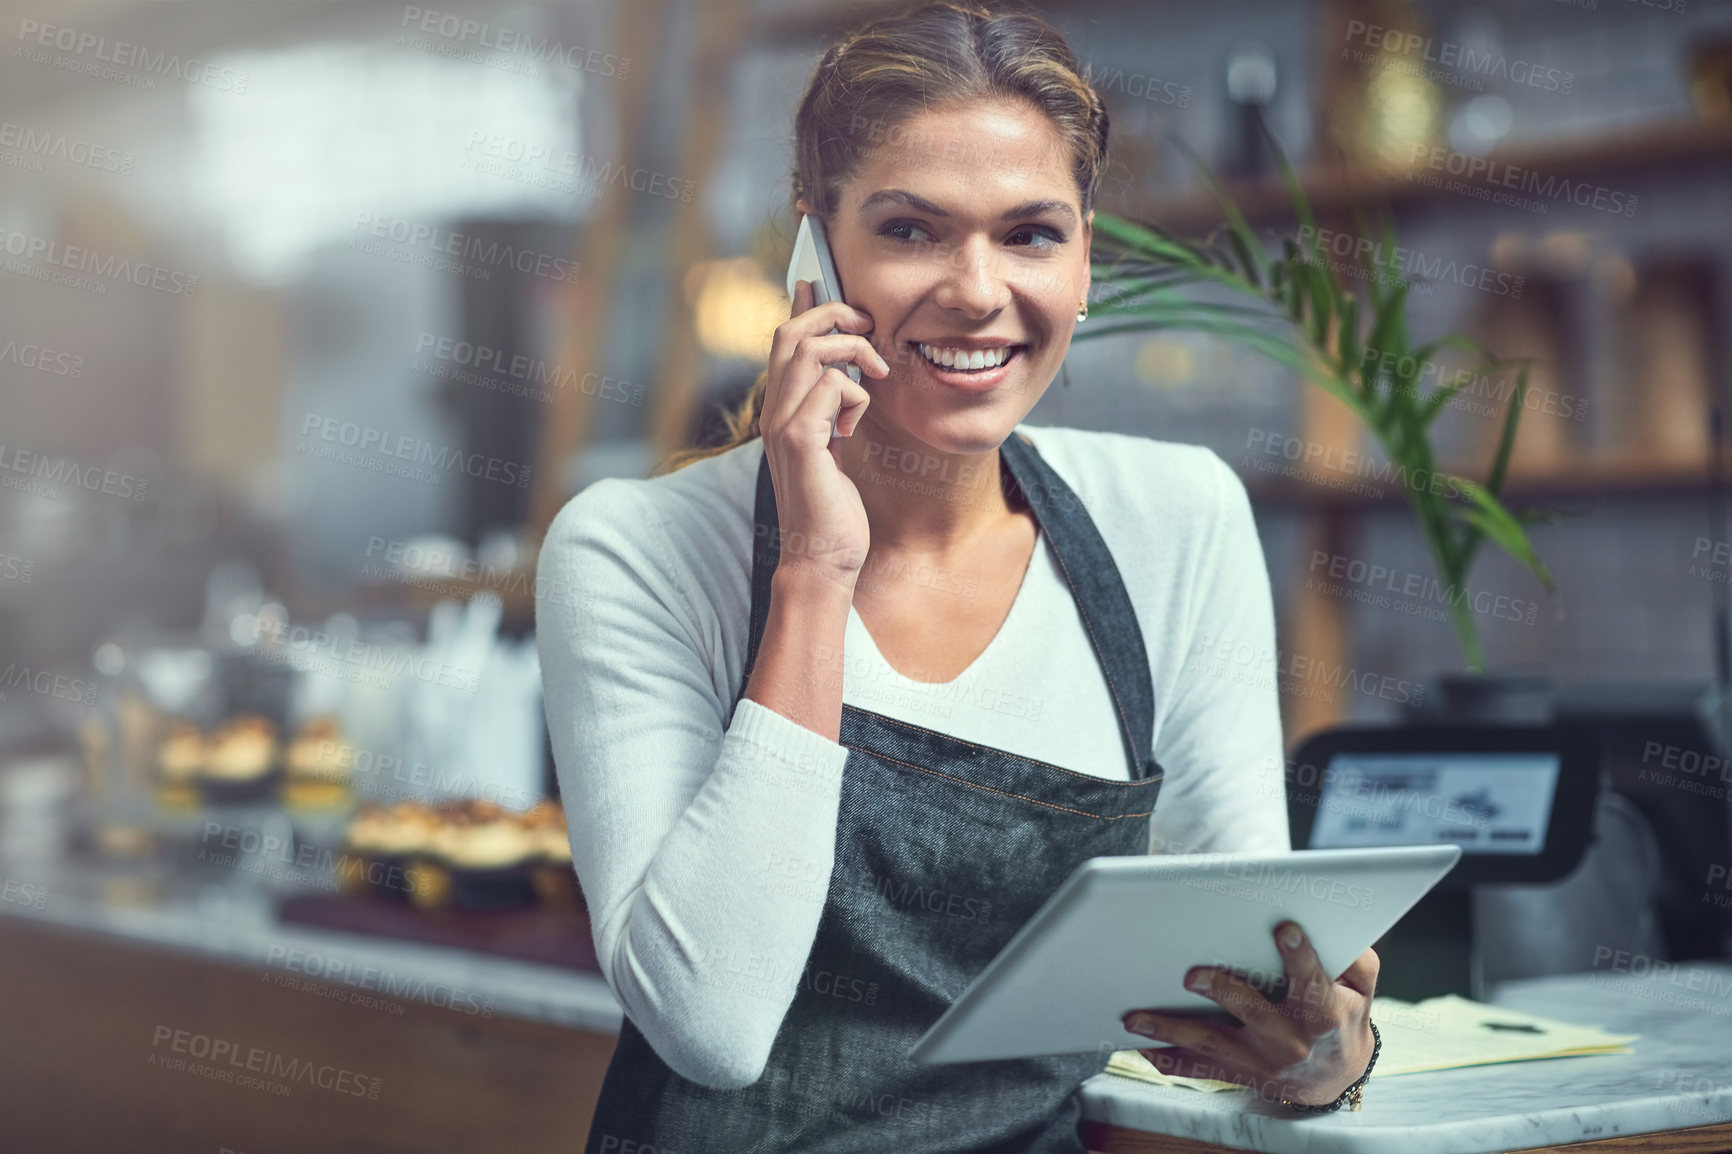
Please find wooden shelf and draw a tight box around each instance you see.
[355,572,539,627]
[274,573,541,637]
[741,0,911,44]
[1118,116,1732,233]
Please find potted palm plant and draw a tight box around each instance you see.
[1078,149,1556,697]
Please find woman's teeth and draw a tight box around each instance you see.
[917,343,1014,371]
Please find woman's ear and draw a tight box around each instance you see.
[1080,209,1094,303]
[796,197,812,217]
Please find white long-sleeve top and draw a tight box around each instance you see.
[535,424,1289,1091]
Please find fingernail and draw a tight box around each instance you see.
[1124,1013,1151,1034]
[1281,924,1303,950]
[1187,970,1212,992]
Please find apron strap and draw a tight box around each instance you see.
[999,431,1157,779]
[738,443,780,719]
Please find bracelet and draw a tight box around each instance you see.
[1276,1021,1381,1114]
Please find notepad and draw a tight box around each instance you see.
[1105,994,1639,1093]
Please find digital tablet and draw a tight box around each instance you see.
[906,845,1462,1064]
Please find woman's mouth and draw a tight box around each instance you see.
[915,342,1025,373]
[908,341,1029,394]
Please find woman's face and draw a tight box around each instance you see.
[801,98,1092,457]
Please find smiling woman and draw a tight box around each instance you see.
[536,4,1373,1152]
[656,5,1105,480]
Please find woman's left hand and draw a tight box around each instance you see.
[1120,921,1378,1107]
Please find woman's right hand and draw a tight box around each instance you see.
[760,278,889,584]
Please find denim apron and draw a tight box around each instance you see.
[584,431,1164,1153]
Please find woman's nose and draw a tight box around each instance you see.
[932,239,1010,318]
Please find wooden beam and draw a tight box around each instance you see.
[649,0,750,459]
[1131,117,1732,234]
[527,0,664,539]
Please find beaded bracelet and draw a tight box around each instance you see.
[1277,1021,1381,1114]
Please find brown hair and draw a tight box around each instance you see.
[651,0,1108,476]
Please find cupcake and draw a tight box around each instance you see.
[372,800,443,857]
[337,802,388,897]
[435,800,541,869]
[153,721,206,812]
[282,716,353,813]
[342,800,440,903]
[199,716,280,805]
[525,799,580,908]
[433,799,540,910]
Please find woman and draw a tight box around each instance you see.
[538,3,1379,1150]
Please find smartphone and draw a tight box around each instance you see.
[785,213,863,389]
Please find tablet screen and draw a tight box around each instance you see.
[1308,752,1561,855]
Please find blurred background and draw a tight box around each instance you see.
[2,0,1731,1150]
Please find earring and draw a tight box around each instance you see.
[1076,299,1089,323]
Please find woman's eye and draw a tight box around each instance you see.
[1008,225,1066,250]
[879,220,1065,250]
[881,220,937,245]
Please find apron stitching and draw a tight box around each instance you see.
[847,747,1156,820]
[847,709,1161,788]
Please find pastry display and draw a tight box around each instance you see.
[339,797,576,911]
[282,715,354,812]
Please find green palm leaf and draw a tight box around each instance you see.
[1082,140,1556,672]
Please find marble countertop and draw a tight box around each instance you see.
[0,854,623,1034]
[1079,964,1732,1153]
[7,851,1730,1153]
